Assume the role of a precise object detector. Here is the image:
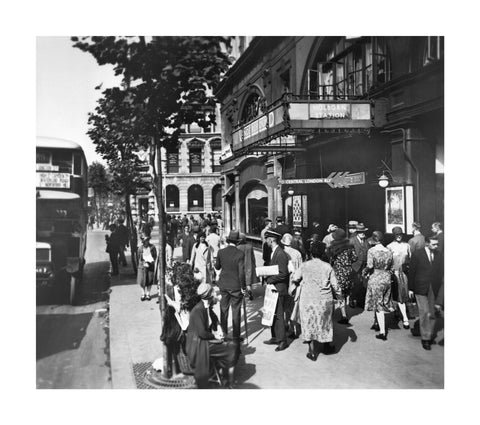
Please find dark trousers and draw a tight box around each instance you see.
[351,269,366,308]
[109,250,119,275]
[220,289,243,341]
[118,245,127,266]
[271,294,287,343]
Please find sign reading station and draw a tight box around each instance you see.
[36,172,71,188]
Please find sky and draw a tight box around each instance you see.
[36,36,121,165]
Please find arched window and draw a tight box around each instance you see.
[241,91,263,123]
[188,185,204,211]
[212,184,222,211]
[166,185,179,212]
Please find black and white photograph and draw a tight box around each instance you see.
[36,33,446,389]
[3,1,479,424]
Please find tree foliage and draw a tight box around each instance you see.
[72,36,232,151]
[87,86,149,197]
[88,161,109,194]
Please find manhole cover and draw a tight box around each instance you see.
[133,362,197,389]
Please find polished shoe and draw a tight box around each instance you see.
[141,295,146,301]
[275,342,289,352]
[337,317,350,325]
[306,352,318,361]
[371,323,380,331]
[263,338,279,345]
[403,322,410,330]
[146,295,151,301]
[375,333,387,341]
[421,340,432,350]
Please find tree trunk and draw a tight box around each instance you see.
[150,136,169,378]
[94,191,100,228]
[125,193,138,274]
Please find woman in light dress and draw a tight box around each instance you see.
[364,231,394,340]
[292,241,343,361]
[387,226,412,329]
[190,232,212,284]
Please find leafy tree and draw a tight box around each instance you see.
[88,161,110,225]
[73,36,232,379]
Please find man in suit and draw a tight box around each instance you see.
[408,221,426,254]
[408,236,444,350]
[263,229,291,351]
[349,223,370,308]
[236,233,256,299]
[179,224,196,263]
[215,230,246,342]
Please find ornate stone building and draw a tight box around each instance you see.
[215,36,444,239]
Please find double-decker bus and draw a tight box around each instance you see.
[36,137,88,304]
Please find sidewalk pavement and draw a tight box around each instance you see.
[109,228,444,389]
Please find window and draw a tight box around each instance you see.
[166,185,180,211]
[188,185,204,211]
[189,147,202,173]
[166,149,179,173]
[210,140,221,173]
[373,37,391,84]
[279,69,290,92]
[308,37,391,99]
[212,185,222,211]
[241,92,261,123]
[73,153,82,175]
[51,150,72,173]
[36,151,50,164]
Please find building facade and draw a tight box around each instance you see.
[130,108,224,222]
[215,36,444,239]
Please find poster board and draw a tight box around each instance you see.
[385,185,414,233]
[261,285,279,327]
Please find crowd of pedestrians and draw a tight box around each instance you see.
[108,209,444,388]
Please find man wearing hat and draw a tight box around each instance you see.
[322,224,338,249]
[215,230,246,343]
[264,229,291,351]
[274,216,290,237]
[347,220,358,237]
[349,222,370,308]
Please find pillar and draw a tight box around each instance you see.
[234,172,240,231]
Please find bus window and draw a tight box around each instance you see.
[73,153,82,175]
[37,151,50,164]
[52,150,72,173]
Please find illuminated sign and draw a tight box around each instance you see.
[36,172,71,188]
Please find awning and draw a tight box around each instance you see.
[222,185,235,198]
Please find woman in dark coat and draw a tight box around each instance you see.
[186,283,237,389]
[327,228,358,324]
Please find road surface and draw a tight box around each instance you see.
[36,230,112,389]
